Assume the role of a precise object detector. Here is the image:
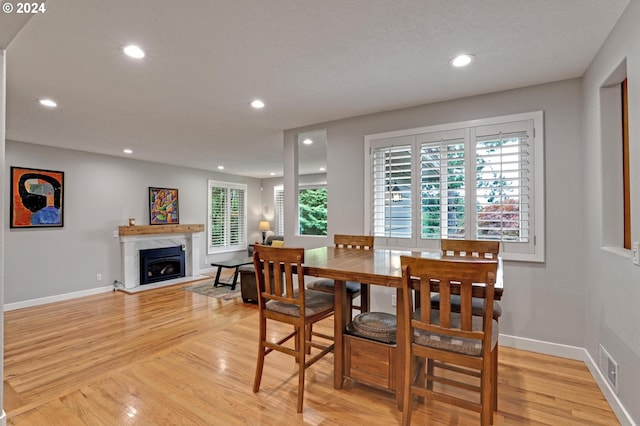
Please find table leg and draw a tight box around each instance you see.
[230,267,240,290]
[213,266,223,287]
[333,279,347,389]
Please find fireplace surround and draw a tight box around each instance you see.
[119,224,204,289]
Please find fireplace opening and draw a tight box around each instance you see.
[140,246,185,285]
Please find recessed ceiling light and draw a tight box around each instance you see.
[123,148,133,154]
[269,172,276,176]
[319,167,326,171]
[217,165,224,170]
[39,98,57,108]
[123,44,145,59]
[250,99,265,109]
[302,138,313,145]
[450,54,474,67]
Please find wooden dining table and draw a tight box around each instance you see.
[302,245,504,408]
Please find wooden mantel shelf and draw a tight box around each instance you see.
[118,224,204,236]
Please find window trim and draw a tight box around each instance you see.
[364,111,545,262]
[207,180,247,254]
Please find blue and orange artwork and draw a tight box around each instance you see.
[10,167,64,228]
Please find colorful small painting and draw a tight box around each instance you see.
[149,187,179,225]
[10,166,65,228]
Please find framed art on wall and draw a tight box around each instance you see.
[149,187,179,225]
[10,166,65,228]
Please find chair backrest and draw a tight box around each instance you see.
[253,245,306,312]
[441,239,499,259]
[400,256,497,350]
[334,234,374,250]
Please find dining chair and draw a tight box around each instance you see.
[306,234,374,319]
[436,239,501,409]
[252,245,335,413]
[434,240,501,317]
[400,256,498,426]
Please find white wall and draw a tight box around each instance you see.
[582,0,640,422]
[4,141,263,304]
[285,78,586,348]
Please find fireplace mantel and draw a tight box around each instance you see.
[119,224,205,289]
[119,223,204,236]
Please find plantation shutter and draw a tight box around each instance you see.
[209,186,225,248]
[474,120,533,250]
[274,186,284,235]
[208,181,247,253]
[371,136,413,241]
[419,129,466,240]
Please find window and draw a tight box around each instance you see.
[274,185,284,235]
[365,111,544,262]
[299,186,327,236]
[207,180,247,253]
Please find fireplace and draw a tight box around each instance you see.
[139,246,186,285]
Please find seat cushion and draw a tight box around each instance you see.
[238,264,255,273]
[306,278,361,295]
[265,289,334,317]
[430,295,502,320]
[413,309,498,356]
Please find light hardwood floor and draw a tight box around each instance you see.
[4,276,619,425]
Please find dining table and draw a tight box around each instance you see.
[302,245,504,408]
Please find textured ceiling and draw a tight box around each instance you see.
[2,0,630,178]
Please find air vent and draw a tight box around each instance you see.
[599,344,619,394]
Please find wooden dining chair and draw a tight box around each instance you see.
[306,234,374,319]
[400,256,498,426]
[436,239,501,409]
[252,245,335,413]
[435,240,501,317]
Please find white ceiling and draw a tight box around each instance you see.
[1,0,629,178]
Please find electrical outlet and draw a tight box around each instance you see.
[96,273,102,281]
[391,295,397,307]
[112,230,119,238]
[632,242,639,266]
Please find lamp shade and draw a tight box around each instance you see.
[258,221,270,231]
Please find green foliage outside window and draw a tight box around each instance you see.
[299,188,327,235]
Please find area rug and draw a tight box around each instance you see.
[182,280,242,300]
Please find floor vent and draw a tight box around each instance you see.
[599,344,619,394]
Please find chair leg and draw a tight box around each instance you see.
[359,284,370,313]
[253,315,267,393]
[493,344,498,411]
[297,322,306,413]
[401,352,415,426]
[480,358,492,426]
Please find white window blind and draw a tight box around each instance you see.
[371,139,412,240]
[365,112,544,262]
[475,127,530,243]
[274,185,284,235]
[208,180,247,253]
[419,131,466,240]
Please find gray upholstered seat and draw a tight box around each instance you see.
[431,295,502,320]
[265,289,334,317]
[414,309,498,356]
[306,278,361,294]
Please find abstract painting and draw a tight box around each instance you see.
[10,166,65,228]
[149,187,179,225]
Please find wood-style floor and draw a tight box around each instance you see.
[4,275,619,425]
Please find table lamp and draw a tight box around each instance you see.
[258,220,270,244]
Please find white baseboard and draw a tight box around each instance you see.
[500,334,636,426]
[3,285,114,312]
